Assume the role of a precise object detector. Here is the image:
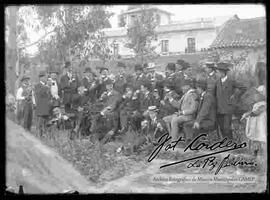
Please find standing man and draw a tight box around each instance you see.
[60,61,79,113]
[204,62,218,95]
[215,62,247,140]
[132,64,147,91]
[81,67,98,103]
[34,71,52,137]
[96,66,110,98]
[16,75,35,131]
[114,62,128,95]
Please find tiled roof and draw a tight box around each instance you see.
[210,16,266,49]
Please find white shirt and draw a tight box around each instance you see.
[50,80,59,99]
[16,86,36,105]
[221,75,228,83]
[16,87,25,100]
[209,71,215,76]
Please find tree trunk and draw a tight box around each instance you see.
[6,6,18,95]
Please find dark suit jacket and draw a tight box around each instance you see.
[114,75,127,95]
[195,92,216,129]
[215,76,247,114]
[34,83,52,116]
[207,73,218,96]
[60,74,79,104]
[81,77,98,103]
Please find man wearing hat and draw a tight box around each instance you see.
[215,62,247,140]
[165,62,184,96]
[165,78,198,141]
[60,62,79,113]
[146,63,164,93]
[114,62,128,95]
[16,75,35,131]
[81,67,98,103]
[183,79,216,143]
[159,82,180,118]
[123,105,167,155]
[204,61,218,95]
[34,71,52,137]
[90,79,121,143]
[141,106,167,141]
[96,66,111,98]
[131,64,147,91]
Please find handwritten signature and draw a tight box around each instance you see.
[148,133,255,174]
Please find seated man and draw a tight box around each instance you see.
[141,106,167,142]
[91,79,121,143]
[118,85,140,133]
[123,106,167,155]
[166,78,198,141]
[183,79,216,144]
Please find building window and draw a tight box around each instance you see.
[161,40,169,53]
[187,38,196,53]
[113,43,119,57]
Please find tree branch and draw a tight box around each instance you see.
[18,29,56,49]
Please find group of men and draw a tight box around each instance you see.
[15,58,247,149]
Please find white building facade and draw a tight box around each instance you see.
[102,7,233,59]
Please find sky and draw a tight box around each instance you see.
[25,4,266,55]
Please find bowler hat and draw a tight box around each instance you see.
[195,79,207,90]
[134,64,143,71]
[148,106,158,112]
[166,63,176,71]
[99,67,109,74]
[182,78,194,87]
[39,71,46,77]
[84,67,92,73]
[216,62,231,71]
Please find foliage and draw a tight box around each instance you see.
[125,6,159,64]
[35,5,113,66]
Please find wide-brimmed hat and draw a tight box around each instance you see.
[216,62,231,71]
[148,106,158,112]
[195,79,207,90]
[134,64,143,71]
[166,63,176,71]
[39,71,46,77]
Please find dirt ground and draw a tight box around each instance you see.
[6,118,267,194]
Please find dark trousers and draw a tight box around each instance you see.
[37,115,49,137]
[64,103,72,113]
[217,114,233,140]
[23,102,33,131]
